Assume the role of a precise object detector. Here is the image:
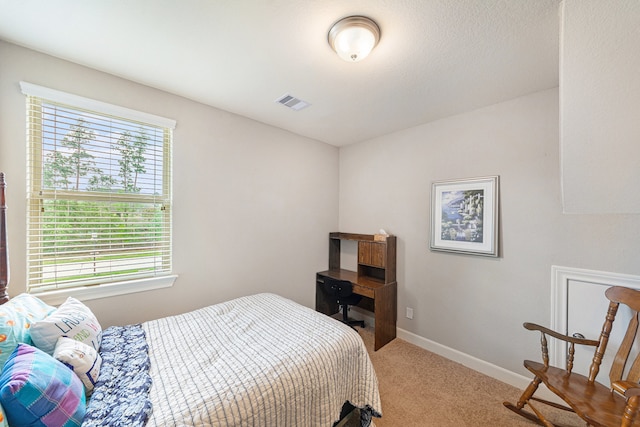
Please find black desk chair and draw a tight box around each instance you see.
[322,276,365,329]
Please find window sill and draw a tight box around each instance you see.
[32,275,177,306]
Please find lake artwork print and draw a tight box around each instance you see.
[440,189,483,242]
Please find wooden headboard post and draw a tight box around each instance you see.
[0,173,9,304]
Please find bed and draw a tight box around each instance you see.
[0,172,382,427]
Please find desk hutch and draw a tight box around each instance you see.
[316,232,397,350]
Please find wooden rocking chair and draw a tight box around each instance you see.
[504,286,640,427]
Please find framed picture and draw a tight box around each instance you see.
[430,176,499,257]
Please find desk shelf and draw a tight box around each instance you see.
[317,232,397,350]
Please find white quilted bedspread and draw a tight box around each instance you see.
[143,293,381,426]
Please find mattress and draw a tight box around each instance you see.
[142,293,381,426]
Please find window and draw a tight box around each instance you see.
[21,82,176,300]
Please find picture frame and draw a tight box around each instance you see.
[429,176,499,257]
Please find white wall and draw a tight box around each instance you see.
[3,38,640,381]
[339,88,640,374]
[560,0,640,213]
[0,41,338,326]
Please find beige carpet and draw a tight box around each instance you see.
[356,326,584,427]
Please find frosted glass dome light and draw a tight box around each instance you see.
[328,16,380,62]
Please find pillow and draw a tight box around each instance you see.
[31,297,102,355]
[0,343,86,427]
[54,336,102,393]
[0,404,8,427]
[0,293,56,367]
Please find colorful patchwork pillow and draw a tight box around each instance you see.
[0,343,86,427]
[53,336,102,393]
[0,404,7,427]
[0,293,56,367]
[31,297,102,355]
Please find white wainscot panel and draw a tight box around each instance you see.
[551,266,640,385]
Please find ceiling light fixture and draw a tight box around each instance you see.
[328,16,380,62]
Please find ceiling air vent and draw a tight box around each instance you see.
[275,94,310,111]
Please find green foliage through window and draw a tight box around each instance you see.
[25,90,173,293]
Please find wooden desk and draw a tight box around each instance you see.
[315,231,398,351]
[316,269,397,350]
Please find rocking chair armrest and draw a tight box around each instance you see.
[613,380,640,398]
[523,322,599,346]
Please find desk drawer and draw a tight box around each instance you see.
[353,283,375,299]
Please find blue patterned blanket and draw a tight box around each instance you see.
[82,324,153,427]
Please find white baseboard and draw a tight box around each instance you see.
[351,305,566,404]
[395,326,562,403]
[351,307,560,402]
[396,327,526,385]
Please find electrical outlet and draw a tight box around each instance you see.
[406,307,414,319]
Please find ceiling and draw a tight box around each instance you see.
[0,0,561,147]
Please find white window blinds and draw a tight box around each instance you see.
[21,82,175,294]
